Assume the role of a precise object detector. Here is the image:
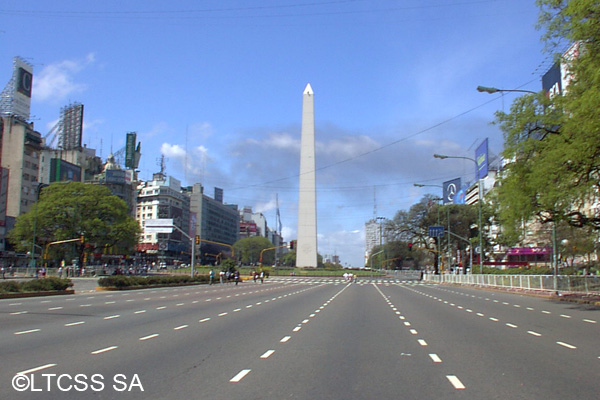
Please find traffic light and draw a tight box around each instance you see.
[289,240,295,250]
[195,235,200,245]
[408,243,413,252]
[80,235,85,244]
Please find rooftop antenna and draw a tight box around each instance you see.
[373,187,377,220]
[276,193,282,234]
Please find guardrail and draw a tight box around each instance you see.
[423,274,600,294]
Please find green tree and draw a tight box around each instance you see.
[387,196,481,272]
[233,236,274,265]
[495,1,600,236]
[9,182,141,265]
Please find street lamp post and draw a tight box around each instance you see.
[476,86,536,95]
[30,183,46,273]
[474,85,538,274]
[433,154,484,274]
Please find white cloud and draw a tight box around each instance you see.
[33,53,95,103]
[254,195,277,214]
[161,142,212,182]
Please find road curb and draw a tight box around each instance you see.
[0,289,75,299]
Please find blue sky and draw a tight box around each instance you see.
[1,1,548,267]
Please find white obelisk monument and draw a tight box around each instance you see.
[296,83,318,268]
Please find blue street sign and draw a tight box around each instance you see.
[428,226,445,238]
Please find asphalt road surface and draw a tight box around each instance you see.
[0,277,598,399]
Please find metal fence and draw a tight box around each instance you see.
[423,273,600,294]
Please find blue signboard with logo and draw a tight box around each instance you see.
[475,138,489,180]
[442,178,461,204]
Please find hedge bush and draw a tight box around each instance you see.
[98,274,210,289]
[0,277,72,293]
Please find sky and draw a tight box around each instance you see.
[1,0,550,268]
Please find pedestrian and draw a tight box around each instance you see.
[219,270,225,284]
[260,270,264,283]
[209,269,215,285]
[1,266,4,279]
[234,270,240,285]
[58,266,63,278]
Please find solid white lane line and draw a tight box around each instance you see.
[557,341,576,349]
[65,321,85,327]
[429,354,442,363]
[174,325,189,330]
[260,350,275,359]
[15,329,40,335]
[103,315,120,320]
[230,369,251,382]
[199,318,211,322]
[280,336,291,343]
[447,375,466,389]
[91,346,118,355]
[17,364,57,375]
[527,331,542,337]
[139,334,159,341]
[134,310,146,314]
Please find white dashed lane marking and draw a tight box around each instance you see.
[91,346,118,355]
[260,350,275,359]
[17,364,57,375]
[446,375,466,389]
[14,329,40,335]
[230,369,251,382]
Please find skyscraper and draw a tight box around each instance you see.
[296,84,318,268]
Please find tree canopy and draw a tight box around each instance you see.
[494,0,600,239]
[9,182,140,264]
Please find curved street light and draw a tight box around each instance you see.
[433,154,484,274]
[476,86,536,94]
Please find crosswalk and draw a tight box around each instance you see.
[266,277,434,286]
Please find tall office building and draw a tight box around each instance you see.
[296,84,318,268]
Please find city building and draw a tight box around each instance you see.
[90,153,137,216]
[136,173,191,265]
[185,183,239,265]
[364,219,383,266]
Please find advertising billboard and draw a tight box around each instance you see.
[1,57,33,121]
[125,132,136,169]
[475,138,489,180]
[542,63,562,98]
[442,178,461,204]
[50,158,82,182]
